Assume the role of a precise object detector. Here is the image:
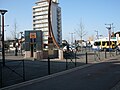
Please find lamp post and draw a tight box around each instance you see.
[69,32,75,46]
[20,32,23,55]
[0,9,7,66]
[105,23,112,52]
[95,30,98,39]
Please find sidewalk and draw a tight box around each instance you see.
[1,55,120,90]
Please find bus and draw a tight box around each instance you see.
[92,37,117,51]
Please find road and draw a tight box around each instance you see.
[2,56,120,90]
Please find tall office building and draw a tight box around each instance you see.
[33,0,62,48]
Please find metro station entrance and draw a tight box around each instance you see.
[24,30,42,58]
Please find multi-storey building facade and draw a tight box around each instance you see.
[33,0,62,48]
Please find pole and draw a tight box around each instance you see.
[0,10,7,66]
[66,58,68,70]
[86,52,88,64]
[23,60,25,81]
[20,32,23,55]
[0,62,2,88]
[105,50,107,58]
[105,24,112,56]
[71,33,73,45]
[75,51,76,67]
[95,30,98,39]
[48,57,50,75]
[2,14,5,66]
[116,49,117,55]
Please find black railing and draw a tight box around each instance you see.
[0,60,25,88]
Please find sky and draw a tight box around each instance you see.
[0,0,120,41]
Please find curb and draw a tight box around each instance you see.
[1,63,93,90]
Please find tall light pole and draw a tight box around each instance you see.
[95,30,98,39]
[105,23,112,51]
[20,32,23,55]
[0,9,8,66]
[69,32,75,46]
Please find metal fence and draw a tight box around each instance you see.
[0,49,120,88]
[0,60,25,88]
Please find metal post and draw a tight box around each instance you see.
[23,60,25,81]
[75,52,76,67]
[48,57,50,75]
[86,52,88,64]
[20,32,23,56]
[116,49,117,55]
[98,51,100,60]
[95,30,99,39]
[105,50,107,58]
[66,58,68,70]
[109,29,111,57]
[0,62,2,88]
[2,14,5,66]
[94,51,96,61]
[0,10,7,66]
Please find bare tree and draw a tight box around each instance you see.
[10,20,19,40]
[75,21,87,41]
[75,20,87,52]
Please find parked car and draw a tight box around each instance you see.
[63,45,76,52]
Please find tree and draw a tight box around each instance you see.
[75,20,87,42]
[9,20,19,40]
[75,20,87,52]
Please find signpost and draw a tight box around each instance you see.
[30,33,36,39]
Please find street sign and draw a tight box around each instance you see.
[30,33,36,38]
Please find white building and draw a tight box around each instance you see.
[33,0,62,48]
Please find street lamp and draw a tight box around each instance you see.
[95,30,99,39]
[105,23,112,51]
[20,32,23,55]
[0,9,8,66]
[69,32,75,46]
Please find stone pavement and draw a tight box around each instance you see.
[1,55,120,90]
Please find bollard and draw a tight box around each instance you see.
[104,50,106,58]
[0,62,2,88]
[86,52,88,64]
[94,51,96,61]
[116,49,117,55]
[23,60,25,81]
[75,52,77,67]
[48,57,50,75]
[66,58,68,70]
[98,51,100,60]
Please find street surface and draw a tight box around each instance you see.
[2,56,120,90]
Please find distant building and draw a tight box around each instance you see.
[32,0,62,49]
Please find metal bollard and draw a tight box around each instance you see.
[75,52,77,67]
[66,58,68,70]
[105,50,107,58]
[48,57,50,75]
[94,51,96,61]
[23,60,25,81]
[0,62,2,88]
[116,50,117,55]
[86,52,88,64]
